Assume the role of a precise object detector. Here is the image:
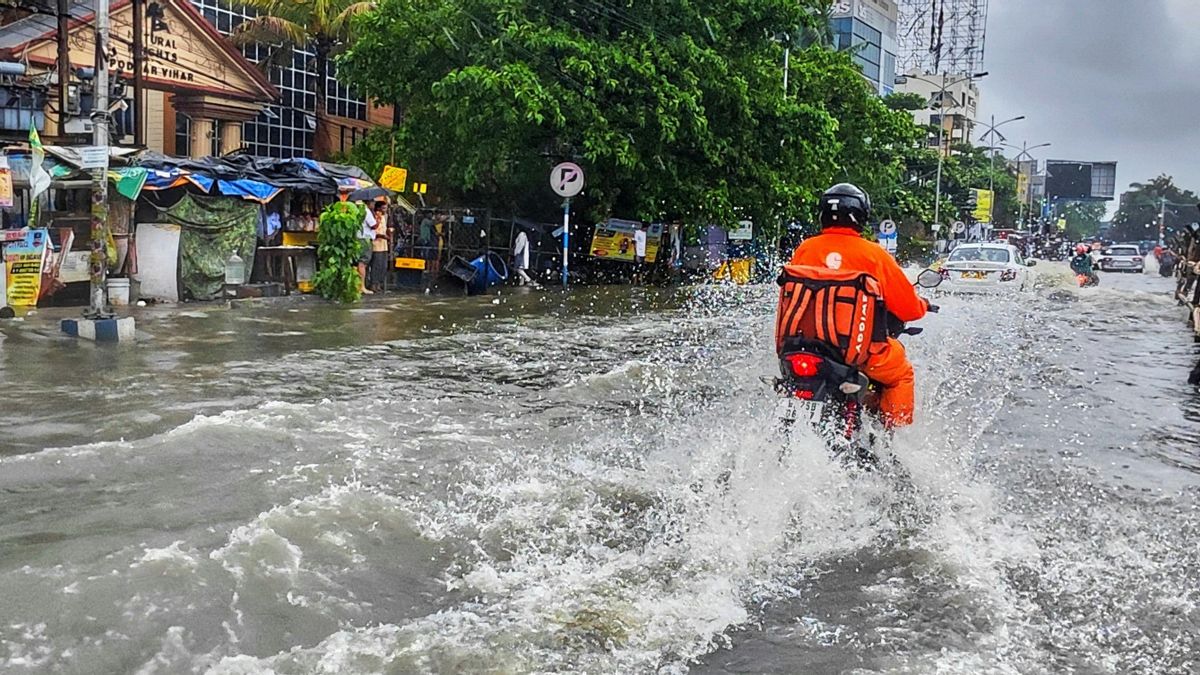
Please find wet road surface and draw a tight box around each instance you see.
[1,266,1198,673]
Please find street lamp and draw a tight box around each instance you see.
[895,71,988,232]
[978,114,1026,231]
[1002,140,1052,229]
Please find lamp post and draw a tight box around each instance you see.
[895,71,988,233]
[1003,141,1051,230]
[978,115,1026,232]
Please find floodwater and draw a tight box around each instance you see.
[1,266,1198,674]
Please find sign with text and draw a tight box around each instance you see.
[589,219,663,263]
[729,220,754,241]
[78,145,109,170]
[4,228,49,307]
[379,165,408,192]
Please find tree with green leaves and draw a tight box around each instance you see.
[313,201,365,302]
[1057,201,1107,241]
[1111,175,1200,243]
[337,0,904,238]
[230,0,373,159]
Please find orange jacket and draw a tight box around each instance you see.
[789,227,927,322]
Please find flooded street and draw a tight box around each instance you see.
[2,267,1199,674]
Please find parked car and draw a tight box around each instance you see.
[1097,244,1144,273]
[938,243,1036,292]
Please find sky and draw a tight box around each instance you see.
[977,0,1200,209]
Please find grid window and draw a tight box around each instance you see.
[186,0,368,157]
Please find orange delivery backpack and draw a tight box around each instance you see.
[774,264,889,366]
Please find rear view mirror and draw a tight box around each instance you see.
[916,269,943,289]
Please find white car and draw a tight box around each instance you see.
[1097,244,1144,273]
[938,243,1035,292]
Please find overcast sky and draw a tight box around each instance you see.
[978,0,1200,208]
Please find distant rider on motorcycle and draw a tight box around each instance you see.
[1070,244,1099,286]
[781,184,929,427]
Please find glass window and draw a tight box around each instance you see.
[948,247,1012,263]
[187,0,368,157]
[852,19,881,45]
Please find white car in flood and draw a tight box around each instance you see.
[938,243,1035,292]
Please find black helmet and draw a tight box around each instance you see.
[818,183,871,228]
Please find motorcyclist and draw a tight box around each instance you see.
[784,183,928,427]
[1070,244,1098,286]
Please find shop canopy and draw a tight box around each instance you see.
[134,151,375,202]
[3,147,378,204]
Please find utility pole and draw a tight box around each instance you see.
[56,0,70,135]
[87,0,112,319]
[1160,197,1167,246]
[133,0,145,146]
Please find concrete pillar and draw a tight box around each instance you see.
[189,117,213,158]
[219,120,243,155]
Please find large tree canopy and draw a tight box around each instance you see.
[338,0,903,232]
[1111,175,1200,243]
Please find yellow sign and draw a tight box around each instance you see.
[4,228,49,307]
[394,257,426,270]
[971,189,994,222]
[713,258,753,284]
[0,156,11,208]
[410,182,428,195]
[589,220,663,263]
[1017,173,1029,202]
[380,165,408,192]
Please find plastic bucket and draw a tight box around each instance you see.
[466,252,509,293]
[107,277,131,306]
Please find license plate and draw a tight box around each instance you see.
[961,271,987,280]
[1112,261,1131,266]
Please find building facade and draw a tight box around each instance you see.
[894,70,981,155]
[0,0,389,160]
[830,0,899,96]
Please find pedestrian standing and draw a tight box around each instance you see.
[512,227,534,286]
[633,223,648,283]
[357,201,376,295]
[369,202,390,292]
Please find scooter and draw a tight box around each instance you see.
[1076,272,1100,287]
[775,269,943,468]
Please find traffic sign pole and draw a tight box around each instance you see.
[549,162,584,288]
[562,199,570,288]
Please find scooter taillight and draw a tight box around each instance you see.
[784,353,824,378]
[794,389,815,400]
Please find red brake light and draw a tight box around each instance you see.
[794,390,815,400]
[785,353,823,378]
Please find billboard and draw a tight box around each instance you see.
[589,220,664,263]
[1045,161,1118,201]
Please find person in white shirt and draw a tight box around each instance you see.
[512,227,534,285]
[633,224,647,263]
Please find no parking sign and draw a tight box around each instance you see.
[878,219,898,255]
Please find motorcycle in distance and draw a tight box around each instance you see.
[775,269,944,469]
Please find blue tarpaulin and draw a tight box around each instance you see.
[216,179,280,203]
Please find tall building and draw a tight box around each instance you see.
[830,0,899,96]
[894,70,980,155]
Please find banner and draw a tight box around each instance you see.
[1017,173,1030,202]
[4,228,49,307]
[971,189,994,222]
[0,155,12,208]
[589,219,664,263]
